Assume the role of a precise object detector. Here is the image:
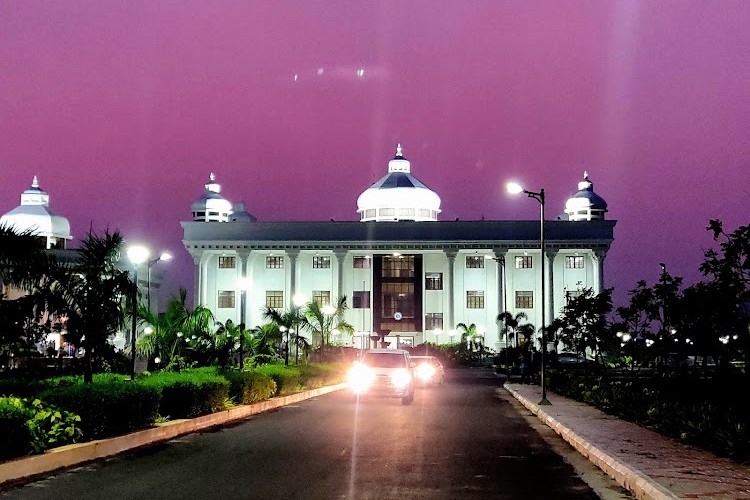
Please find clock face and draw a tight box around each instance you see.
[394,312,402,321]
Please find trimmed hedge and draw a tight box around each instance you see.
[138,371,229,419]
[254,365,303,396]
[38,381,160,440]
[222,371,277,404]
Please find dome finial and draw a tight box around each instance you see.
[396,143,403,157]
[583,170,589,180]
[32,175,39,188]
[209,172,216,182]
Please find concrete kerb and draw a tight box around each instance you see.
[0,382,348,487]
[503,384,679,500]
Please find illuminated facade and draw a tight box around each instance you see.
[182,146,615,351]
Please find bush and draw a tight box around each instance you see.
[139,370,229,419]
[38,381,160,439]
[254,364,302,396]
[296,363,346,389]
[222,371,277,404]
[0,396,82,459]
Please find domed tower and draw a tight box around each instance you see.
[356,144,441,222]
[0,176,72,249]
[229,201,257,222]
[191,173,233,222]
[565,171,608,221]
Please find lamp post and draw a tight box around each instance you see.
[236,277,250,370]
[507,181,550,405]
[322,304,337,347]
[146,252,172,312]
[293,293,307,363]
[280,326,289,365]
[126,245,150,381]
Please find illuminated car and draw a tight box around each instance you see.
[411,355,445,386]
[347,349,415,405]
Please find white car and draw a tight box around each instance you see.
[411,355,445,386]
[347,349,416,405]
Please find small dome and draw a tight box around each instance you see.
[356,144,442,222]
[565,172,608,221]
[229,201,257,222]
[191,173,233,222]
[0,176,72,249]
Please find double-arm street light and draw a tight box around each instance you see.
[146,252,172,311]
[507,181,550,406]
[126,245,150,381]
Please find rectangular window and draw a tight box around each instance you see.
[516,291,534,309]
[565,255,585,269]
[218,291,235,309]
[312,256,331,269]
[382,255,415,278]
[466,290,485,309]
[425,272,443,290]
[353,256,371,269]
[265,291,284,309]
[312,290,331,307]
[266,256,284,269]
[381,282,415,318]
[515,255,533,269]
[218,256,236,269]
[353,291,370,308]
[379,208,395,217]
[465,256,485,269]
[425,313,443,331]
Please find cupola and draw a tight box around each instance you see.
[356,144,441,222]
[565,172,608,221]
[191,173,233,222]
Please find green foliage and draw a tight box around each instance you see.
[0,396,82,459]
[254,364,303,396]
[221,371,277,404]
[138,370,229,418]
[37,380,161,439]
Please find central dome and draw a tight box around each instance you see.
[356,144,441,222]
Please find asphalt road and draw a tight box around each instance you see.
[2,369,627,499]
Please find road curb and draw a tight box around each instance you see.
[0,383,347,487]
[503,384,679,500]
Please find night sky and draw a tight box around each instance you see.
[1,1,748,308]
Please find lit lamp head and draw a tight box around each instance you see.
[322,304,337,315]
[159,252,173,263]
[127,245,150,266]
[506,182,525,195]
[236,277,251,291]
[293,293,307,307]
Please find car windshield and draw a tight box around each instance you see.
[363,353,407,368]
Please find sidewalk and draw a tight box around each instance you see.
[505,383,750,500]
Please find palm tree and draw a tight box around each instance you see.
[0,224,54,293]
[496,311,528,349]
[137,288,215,369]
[249,323,282,364]
[301,296,354,347]
[44,230,131,383]
[262,304,306,364]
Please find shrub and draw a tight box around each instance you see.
[254,364,303,396]
[38,382,160,439]
[0,397,82,460]
[139,370,229,419]
[296,363,346,389]
[222,371,277,404]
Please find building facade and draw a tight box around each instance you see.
[182,146,615,351]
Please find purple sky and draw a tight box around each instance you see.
[1,1,748,308]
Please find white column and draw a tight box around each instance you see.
[545,248,559,325]
[287,249,300,307]
[445,249,457,330]
[199,253,210,307]
[592,249,607,293]
[334,248,348,301]
[493,247,507,348]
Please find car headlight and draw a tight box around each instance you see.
[348,364,375,393]
[390,368,412,388]
[416,363,436,382]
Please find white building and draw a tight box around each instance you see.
[181,146,615,351]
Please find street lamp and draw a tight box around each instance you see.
[507,181,550,406]
[237,277,251,370]
[293,293,307,363]
[126,245,150,381]
[146,252,172,312]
